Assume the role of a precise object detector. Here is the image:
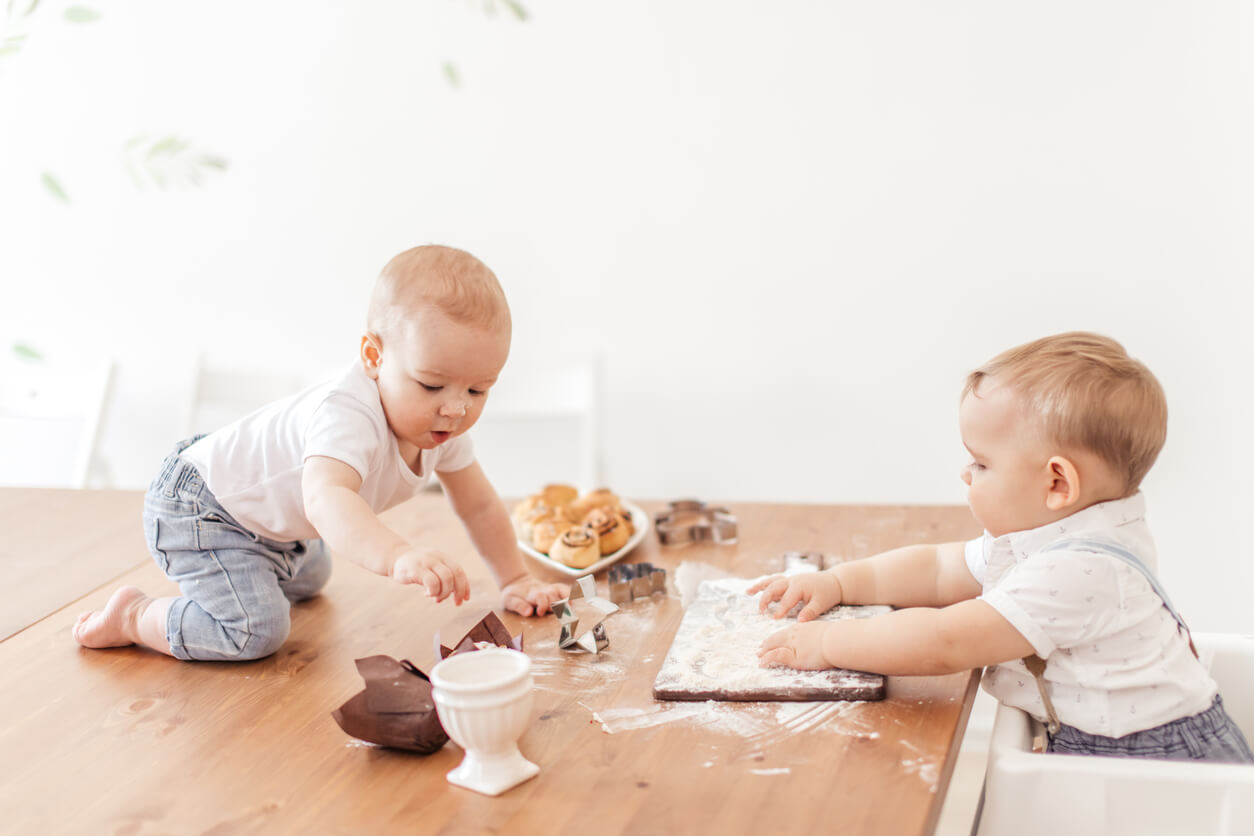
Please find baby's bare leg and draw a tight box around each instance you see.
[72,586,175,656]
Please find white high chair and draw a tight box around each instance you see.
[974,633,1254,836]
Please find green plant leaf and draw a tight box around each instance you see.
[443,61,460,88]
[63,6,99,23]
[41,170,69,203]
[123,135,228,190]
[12,342,44,361]
[499,0,528,21]
[147,136,188,157]
[0,34,26,57]
[8,0,41,19]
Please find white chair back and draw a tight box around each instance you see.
[470,356,604,498]
[0,352,115,488]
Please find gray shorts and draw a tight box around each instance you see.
[143,437,332,661]
[1049,695,1254,763]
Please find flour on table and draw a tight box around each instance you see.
[653,576,890,702]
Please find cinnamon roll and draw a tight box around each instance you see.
[511,494,544,537]
[517,502,562,543]
[584,508,630,555]
[541,483,579,508]
[531,515,576,554]
[549,527,601,569]
[571,488,620,520]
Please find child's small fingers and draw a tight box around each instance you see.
[773,588,806,620]
[759,627,792,654]
[451,567,471,605]
[413,565,446,597]
[758,647,795,668]
[756,581,786,613]
[746,576,774,595]
[428,563,456,597]
[503,594,533,617]
[530,592,553,616]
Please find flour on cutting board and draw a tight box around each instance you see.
[653,575,890,701]
[525,564,937,789]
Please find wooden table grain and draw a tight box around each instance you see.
[0,491,982,835]
[0,487,148,641]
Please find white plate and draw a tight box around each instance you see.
[518,502,650,577]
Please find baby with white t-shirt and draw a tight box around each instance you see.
[74,245,570,661]
[752,332,1252,761]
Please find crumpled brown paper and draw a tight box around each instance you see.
[331,612,524,753]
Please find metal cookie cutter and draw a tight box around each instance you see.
[654,499,738,547]
[554,575,619,654]
[607,562,667,604]
[782,551,827,572]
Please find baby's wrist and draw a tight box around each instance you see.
[818,623,841,668]
[497,570,529,591]
[826,567,846,604]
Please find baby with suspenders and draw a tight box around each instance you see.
[754,332,1252,762]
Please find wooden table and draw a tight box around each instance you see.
[0,489,982,835]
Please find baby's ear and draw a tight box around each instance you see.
[1044,456,1081,511]
[360,333,383,378]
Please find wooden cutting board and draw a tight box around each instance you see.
[652,576,889,702]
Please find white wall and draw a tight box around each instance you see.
[2,1,1251,631]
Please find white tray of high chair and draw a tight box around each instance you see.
[975,633,1254,836]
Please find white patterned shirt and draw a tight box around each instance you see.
[965,493,1217,738]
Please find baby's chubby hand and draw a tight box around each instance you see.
[391,549,471,605]
[500,574,570,617]
[748,571,843,621]
[758,622,832,670]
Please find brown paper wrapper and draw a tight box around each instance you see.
[331,612,524,754]
[435,610,524,659]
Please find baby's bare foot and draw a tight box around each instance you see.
[73,586,149,649]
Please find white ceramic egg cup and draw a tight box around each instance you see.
[430,647,540,796]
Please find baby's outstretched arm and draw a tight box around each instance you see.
[752,541,980,620]
[758,599,1035,675]
[437,462,569,616]
[303,456,470,604]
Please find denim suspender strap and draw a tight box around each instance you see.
[1020,538,1198,742]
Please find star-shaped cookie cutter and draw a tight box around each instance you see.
[654,499,738,546]
[554,575,619,654]
[607,562,667,604]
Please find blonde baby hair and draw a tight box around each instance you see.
[367,245,511,341]
[963,331,1167,494]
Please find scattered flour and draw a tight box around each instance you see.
[652,576,890,700]
[673,560,736,608]
[527,565,939,792]
[900,756,940,791]
[587,696,878,742]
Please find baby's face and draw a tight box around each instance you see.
[957,380,1055,537]
[365,308,509,455]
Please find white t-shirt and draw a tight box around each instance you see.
[966,493,1217,738]
[182,362,475,543]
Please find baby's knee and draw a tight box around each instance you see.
[231,611,291,660]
